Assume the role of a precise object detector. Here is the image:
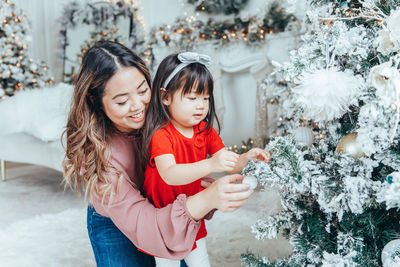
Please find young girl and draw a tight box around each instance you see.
[142,52,271,266]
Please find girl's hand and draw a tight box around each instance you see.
[209,149,239,173]
[244,148,271,163]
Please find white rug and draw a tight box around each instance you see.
[0,208,95,267]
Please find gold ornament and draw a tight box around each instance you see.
[336,132,365,159]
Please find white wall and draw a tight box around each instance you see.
[12,0,302,146]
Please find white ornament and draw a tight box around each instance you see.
[0,88,5,97]
[29,63,38,71]
[249,23,258,33]
[240,11,250,22]
[293,127,314,147]
[293,69,362,122]
[243,176,258,189]
[375,30,399,55]
[382,239,400,267]
[369,62,400,103]
[387,9,400,44]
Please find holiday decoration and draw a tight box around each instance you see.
[293,126,314,147]
[0,0,53,97]
[143,2,297,68]
[240,0,400,266]
[187,0,249,15]
[368,60,400,105]
[292,69,362,122]
[59,0,145,83]
[381,239,400,267]
[336,132,365,159]
[377,172,400,209]
[242,176,258,189]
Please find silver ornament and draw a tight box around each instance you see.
[382,239,400,267]
[293,127,314,147]
[243,176,258,189]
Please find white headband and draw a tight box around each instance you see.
[162,52,211,89]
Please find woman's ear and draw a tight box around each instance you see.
[160,88,171,106]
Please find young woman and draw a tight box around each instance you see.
[62,41,253,267]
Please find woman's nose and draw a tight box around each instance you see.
[130,97,141,111]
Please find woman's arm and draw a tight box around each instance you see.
[186,174,252,220]
[154,149,239,185]
[91,172,252,260]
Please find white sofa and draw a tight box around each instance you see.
[0,83,73,180]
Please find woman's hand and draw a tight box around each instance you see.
[186,174,253,220]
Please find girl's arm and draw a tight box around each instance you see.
[226,148,271,174]
[154,148,239,185]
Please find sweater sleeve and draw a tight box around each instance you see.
[91,170,201,260]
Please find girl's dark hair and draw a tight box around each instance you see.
[142,53,220,163]
[63,40,151,202]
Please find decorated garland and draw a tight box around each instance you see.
[187,0,249,15]
[59,0,145,83]
[143,2,297,68]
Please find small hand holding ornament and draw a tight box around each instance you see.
[240,148,270,189]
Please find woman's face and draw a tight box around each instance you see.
[102,67,151,133]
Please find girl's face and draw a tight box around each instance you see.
[102,67,151,133]
[163,86,210,133]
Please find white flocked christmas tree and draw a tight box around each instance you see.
[0,0,53,98]
[241,0,400,266]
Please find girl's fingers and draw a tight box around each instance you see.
[259,151,271,162]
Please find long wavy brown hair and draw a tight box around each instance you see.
[62,40,151,203]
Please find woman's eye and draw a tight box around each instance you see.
[204,97,210,100]
[117,101,127,105]
[139,88,149,95]
[187,97,196,100]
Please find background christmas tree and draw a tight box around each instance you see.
[241,0,400,266]
[0,0,53,98]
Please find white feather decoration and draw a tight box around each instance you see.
[293,69,362,122]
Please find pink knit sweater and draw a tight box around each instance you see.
[91,132,201,259]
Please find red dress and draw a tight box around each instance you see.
[143,121,225,249]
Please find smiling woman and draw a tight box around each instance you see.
[62,40,254,267]
[102,67,151,133]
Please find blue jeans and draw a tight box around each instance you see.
[87,206,188,267]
